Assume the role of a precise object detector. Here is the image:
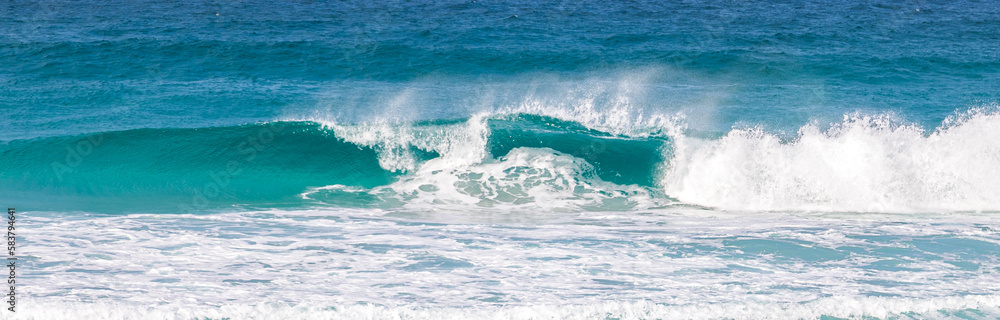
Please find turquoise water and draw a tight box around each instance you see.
[2,0,1000,319]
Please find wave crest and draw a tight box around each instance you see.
[663,109,1000,212]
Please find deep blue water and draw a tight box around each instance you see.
[3,0,1000,137]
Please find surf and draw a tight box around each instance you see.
[2,107,999,214]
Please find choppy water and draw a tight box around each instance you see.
[2,0,1000,319]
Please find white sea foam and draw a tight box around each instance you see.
[22,209,1000,312]
[10,295,1000,320]
[317,114,491,172]
[299,147,662,212]
[373,147,662,211]
[663,109,1000,212]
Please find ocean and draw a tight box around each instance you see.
[2,0,1000,318]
